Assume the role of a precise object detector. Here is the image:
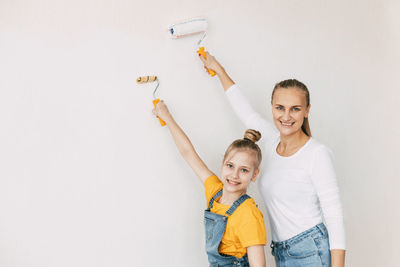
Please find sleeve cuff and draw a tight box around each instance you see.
[225,83,238,95]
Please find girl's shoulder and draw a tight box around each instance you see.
[234,197,265,221]
[204,175,223,206]
[231,197,267,246]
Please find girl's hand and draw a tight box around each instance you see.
[198,51,224,75]
[152,100,173,124]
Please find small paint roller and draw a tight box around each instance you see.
[168,18,216,77]
[136,76,166,126]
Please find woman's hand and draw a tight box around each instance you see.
[152,100,172,125]
[198,51,224,75]
[198,51,235,91]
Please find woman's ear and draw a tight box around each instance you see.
[251,169,260,182]
[305,104,311,118]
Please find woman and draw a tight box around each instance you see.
[198,52,346,267]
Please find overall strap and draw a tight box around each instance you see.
[208,189,223,209]
[225,194,251,216]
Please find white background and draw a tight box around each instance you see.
[0,0,399,266]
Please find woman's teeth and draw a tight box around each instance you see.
[281,121,294,126]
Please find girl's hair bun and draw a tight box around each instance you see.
[223,129,263,168]
[244,129,261,143]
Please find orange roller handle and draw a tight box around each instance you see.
[152,98,166,126]
[197,47,216,77]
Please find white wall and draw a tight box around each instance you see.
[0,0,399,266]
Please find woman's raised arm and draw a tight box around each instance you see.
[199,52,279,143]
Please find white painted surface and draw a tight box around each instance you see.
[0,0,399,266]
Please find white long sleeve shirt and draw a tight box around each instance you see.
[226,84,346,249]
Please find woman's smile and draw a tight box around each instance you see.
[280,121,295,127]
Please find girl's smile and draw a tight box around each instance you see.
[226,178,241,185]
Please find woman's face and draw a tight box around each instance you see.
[271,87,310,137]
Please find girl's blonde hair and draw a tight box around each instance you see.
[272,79,312,137]
[223,129,262,168]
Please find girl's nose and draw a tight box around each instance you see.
[233,168,241,178]
[229,168,239,179]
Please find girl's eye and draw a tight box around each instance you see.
[241,169,248,173]
[227,163,233,168]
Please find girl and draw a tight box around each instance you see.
[198,52,346,267]
[153,100,267,267]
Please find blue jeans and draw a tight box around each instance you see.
[270,223,331,267]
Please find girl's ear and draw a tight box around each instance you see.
[251,169,260,182]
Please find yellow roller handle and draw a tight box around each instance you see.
[152,98,166,126]
[196,47,216,77]
[136,76,157,84]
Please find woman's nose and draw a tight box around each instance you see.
[283,110,291,120]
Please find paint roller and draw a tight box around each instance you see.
[168,18,216,77]
[136,75,166,126]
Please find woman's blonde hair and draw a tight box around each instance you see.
[223,129,262,168]
[272,79,312,137]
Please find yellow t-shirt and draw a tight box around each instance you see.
[204,175,267,259]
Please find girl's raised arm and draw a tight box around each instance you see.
[153,100,214,183]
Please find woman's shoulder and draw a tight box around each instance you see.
[305,138,334,156]
[296,138,335,172]
[303,138,336,174]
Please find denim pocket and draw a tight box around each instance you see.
[313,225,329,241]
[313,235,331,266]
[204,217,216,241]
[285,237,318,259]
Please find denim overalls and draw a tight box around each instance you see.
[204,189,251,267]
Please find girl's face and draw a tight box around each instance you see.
[221,150,260,195]
[271,87,310,137]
